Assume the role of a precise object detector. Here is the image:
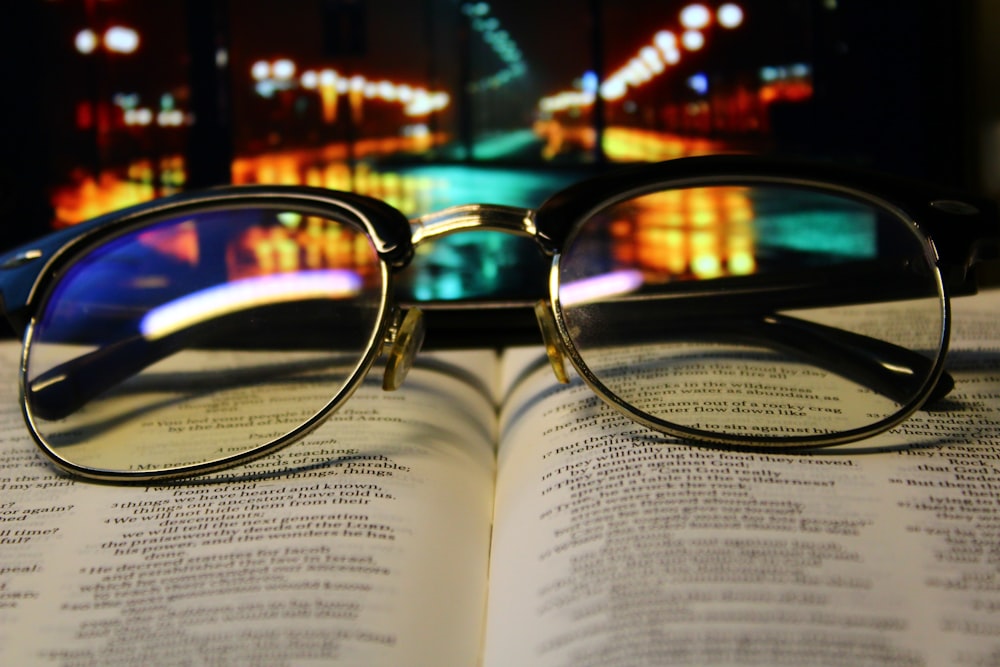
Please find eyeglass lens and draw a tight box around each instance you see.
[24,205,387,473]
[557,183,945,442]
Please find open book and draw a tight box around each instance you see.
[2,290,1000,666]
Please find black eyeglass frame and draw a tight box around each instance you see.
[1,155,997,481]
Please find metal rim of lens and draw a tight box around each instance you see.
[549,175,951,450]
[20,204,397,482]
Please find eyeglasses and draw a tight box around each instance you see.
[2,155,997,481]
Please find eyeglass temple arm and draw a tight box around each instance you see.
[538,302,951,407]
[680,313,950,405]
[24,303,422,422]
[27,331,185,421]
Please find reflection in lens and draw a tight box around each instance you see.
[25,206,386,475]
[139,270,362,340]
[557,184,945,444]
[559,270,645,307]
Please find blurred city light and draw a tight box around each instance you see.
[688,72,709,95]
[74,29,98,55]
[540,4,745,114]
[717,3,745,28]
[251,60,271,81]
[74,25,140,55]
[681,29,705,51]
[103,26,140,54]
[463,2,526,92]
[272,59,296,81]
[680,4,712,30]
[252,59,450,119]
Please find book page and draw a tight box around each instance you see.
[0,346,498,667]
[484,290,1000,666]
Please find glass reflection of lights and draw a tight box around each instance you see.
[602,186,757,281]
[758,63,814,105]
[139,271,363,341]
[225,215,378,283]
[559,270,645,307]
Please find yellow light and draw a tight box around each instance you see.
[690,207,717,227]
[665,229,687,274]
[728,251,756,275]
[277,237,300,273]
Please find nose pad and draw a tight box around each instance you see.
[383,307,426,390]
[534,300,570,384]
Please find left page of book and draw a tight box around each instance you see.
[0,343,499,667]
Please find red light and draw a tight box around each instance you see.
[75,101,94,130]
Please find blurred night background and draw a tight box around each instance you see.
[0,0,996,253]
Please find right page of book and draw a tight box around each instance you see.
[483,289,1000,667]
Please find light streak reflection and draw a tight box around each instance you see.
[559,270,645,307]
[139,270,363,340]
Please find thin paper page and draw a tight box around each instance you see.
[0,348,498,667]
[484,291,1000,666]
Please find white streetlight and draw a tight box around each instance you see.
[251,60,270,81]
[74,29,98,54]
[272,59,295,81]
[104,26,140,54]
[680,4,712,30]
[682,29,705,51]
[300,70,319,89]
[718,3,745,29]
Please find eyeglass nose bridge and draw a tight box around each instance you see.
[410,203,551,249]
